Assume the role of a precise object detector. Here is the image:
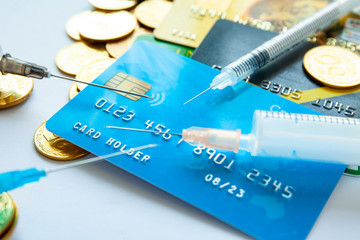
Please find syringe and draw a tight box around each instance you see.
[184,0,358,105]
[0,144,157,194]
[107,111,360,165]
[0,46,152,99]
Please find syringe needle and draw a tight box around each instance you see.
[50,74,153,100]
[0,53,154,99]
[46,143,158,174]
[106,126,183,136]
[0,144,158,194]
[182,0,357,105]
[183,86,212,105]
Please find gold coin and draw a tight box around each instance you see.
[65,11,92,41]
[0,74,13,99]
[106,25,152,58]
[1,216,17,240]
[0,193,16,238]
[88,0,137,11]
[79,11,136,42]
[69,82,80,100]
[76,59,116,91]
[134,0,172,29]
[1,198,17,240]
[34,122,89,161]
[0,73,33,109]
[56,42,110,76]
[303,46,360,88]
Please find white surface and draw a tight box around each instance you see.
[0,1,359,239]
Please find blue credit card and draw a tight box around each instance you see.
[47,41,345,240]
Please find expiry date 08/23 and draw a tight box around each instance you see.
[205,173,245,199]
[195,146,295,199]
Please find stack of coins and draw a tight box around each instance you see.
[38,1,173,161]
[56,0,173,99]
[0,193,17,240]
[326,38,360,54]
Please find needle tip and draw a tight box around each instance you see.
[183,86,212,105]
[145,95,154,100]
[183,99,193,105]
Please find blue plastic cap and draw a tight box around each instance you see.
[0,168,46,193]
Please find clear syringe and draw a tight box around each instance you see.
[107,111,360,165]
[182,111,360,165]
[184,0,358,104]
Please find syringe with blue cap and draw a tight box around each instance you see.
[0,144,157,194]
[107,111,360,165]
[184,0,359,104]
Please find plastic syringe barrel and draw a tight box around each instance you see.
[0,168,46,193]
[0,54,50,79]
[224,0,355,86]
[249,111,360,165]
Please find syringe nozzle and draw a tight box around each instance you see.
[0,54,50,79]
[183,70,239,105]
[182,127,242,153]
[210,71,237,90]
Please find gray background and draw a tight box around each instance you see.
[0,0,359,239]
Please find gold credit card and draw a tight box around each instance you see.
[154,0,232,48]
[154,0,331,48]
[226,0,330,32]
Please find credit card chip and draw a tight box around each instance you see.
[105,72,151,101]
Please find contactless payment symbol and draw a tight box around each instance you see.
[149,92,166,106]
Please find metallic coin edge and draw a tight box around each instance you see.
[1,206,17,240]
[0,78,34,109]
[55,42,109,75]
[69,83,80,100]
[65,11,92,41]
[105,34,134,58]
[303,45,360,88]
[33,122,88,161]
[0,193,16,238]
[134,0,172,29]
[78,11,136,42]
[75,59,116,91]
[88,0,137,11]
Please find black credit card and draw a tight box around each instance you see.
[192,19,358,119]
[192,19,360,175]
